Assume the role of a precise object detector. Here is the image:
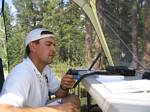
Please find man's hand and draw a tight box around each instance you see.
[60,75,76,90]
[55,72,76,98]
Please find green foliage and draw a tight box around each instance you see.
[7,26,25,69]
[1,0,147,72]
[3,0,86,70]
[0,3,11,71]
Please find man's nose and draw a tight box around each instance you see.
[52,45,56,54]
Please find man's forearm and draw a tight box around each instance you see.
[55,88,69,98]
[0,104,59,112]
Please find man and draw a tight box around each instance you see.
[0,28,80,112]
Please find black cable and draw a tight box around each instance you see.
[73,52,102,88]
[73,71,111,88]
[73,67,136,88]
[71,49,101,88]
[89,53,101,70]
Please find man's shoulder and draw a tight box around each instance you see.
[12,63,30,73]
[14,58,34,71]
[8,61,34,79]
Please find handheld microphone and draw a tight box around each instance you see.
[66,69,79,80]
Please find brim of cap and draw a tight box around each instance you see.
[25,28,54,47]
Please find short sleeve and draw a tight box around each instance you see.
[0,66,32,107]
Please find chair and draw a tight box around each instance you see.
[0,58,5,92]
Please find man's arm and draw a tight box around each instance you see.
[55,86,69,98]
[55,75,75,98]
[0,104,58,112]
[0,103,77,112]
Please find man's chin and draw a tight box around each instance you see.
[47,59,53,64]
[48,56,54,62]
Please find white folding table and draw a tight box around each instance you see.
[82,75,150,112]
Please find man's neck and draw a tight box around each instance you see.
[29,56,45,74]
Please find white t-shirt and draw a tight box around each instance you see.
[0,57,60,107]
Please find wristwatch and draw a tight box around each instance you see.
[60,85,68,91]
[56,98,62,104]
[46,98,62,106]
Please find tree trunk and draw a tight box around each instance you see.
[143,0,150,68]
[93,35,102,70]
[85,16,92,66]
[130,1,138,69]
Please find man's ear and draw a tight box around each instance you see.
[28,42,37,52]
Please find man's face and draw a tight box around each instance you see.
[34,37,56,65]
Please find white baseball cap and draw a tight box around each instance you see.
[25,28,54,47]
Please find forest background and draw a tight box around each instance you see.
[0,0,150,78]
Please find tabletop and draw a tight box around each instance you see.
[81,74,150,112]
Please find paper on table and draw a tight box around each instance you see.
[96,75,125,83]
[102,79,150,94]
